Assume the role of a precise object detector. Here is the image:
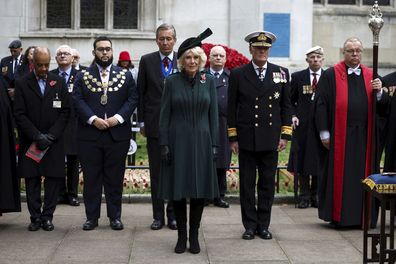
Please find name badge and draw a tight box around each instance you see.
[68,84,74,93]
[53,100,61,108]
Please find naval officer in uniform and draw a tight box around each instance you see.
[228,31,292,240]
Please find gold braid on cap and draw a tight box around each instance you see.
[228,127,237,138]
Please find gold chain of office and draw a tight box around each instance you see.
[82,69,127,92]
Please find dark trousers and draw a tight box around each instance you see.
[239,149,278,231]
[216,168,227,199]
[147,137,175,223]
[298,174,317,201]
[59,154,79,199]
[78,132,129,220]
[25,176,63,222]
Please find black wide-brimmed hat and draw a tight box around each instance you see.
[177,28,213,59]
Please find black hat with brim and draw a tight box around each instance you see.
[177,28,213,59]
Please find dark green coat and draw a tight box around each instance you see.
[158,72,219,200]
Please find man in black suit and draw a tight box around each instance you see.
[228,31,292,240]
[1,40,24,101]
[137,23,177,230]
[288,46,324,209]
[51,44,80,207]
[73,36,138,231]
[14,47,70,231]
[207,45,230,208]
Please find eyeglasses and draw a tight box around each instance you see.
[57,52,71,56]
[96,47,112,53]
[345,49,362,54]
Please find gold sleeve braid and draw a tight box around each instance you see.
[281,125,292,136]
[228,127,237,138]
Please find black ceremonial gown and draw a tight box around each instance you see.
[381,72,396,171]
[0,78,20,213]
[315,62,374,226]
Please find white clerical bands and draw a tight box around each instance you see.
[347,68,361,76]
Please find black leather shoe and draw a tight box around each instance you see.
[311,199,318,208]
[213,198,230,208]
[28,219,41,231]
[150,219,163,230]
[41,219,54,231]
[57,196,69,205]
[110,219,124,230]
[68,197,80,206]
[82,219,98,231]
[297,199,309,209]
[168,219,177,230]
[257,229,272,240]
[242,229,255,240]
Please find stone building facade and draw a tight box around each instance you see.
[0,0,394,73]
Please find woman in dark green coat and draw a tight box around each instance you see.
[159,29,219,254]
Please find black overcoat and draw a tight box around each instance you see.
[13,72,70,178]
[288,68,322,174]
[0,78,20,212]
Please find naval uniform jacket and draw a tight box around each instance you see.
[13,71,70,178]
[72,64,138,142]
[206,68,231,169]
[228,62,292,151]
[137,51,178,138]
[51,67,79,154]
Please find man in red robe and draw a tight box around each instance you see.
[314,37,382,227]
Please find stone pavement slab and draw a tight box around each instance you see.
[0,203,369,264]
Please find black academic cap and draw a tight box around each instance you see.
[177,28,213,59]
[8,40,22,49]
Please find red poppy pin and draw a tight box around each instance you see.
[200,73,206,83]
[49,80,57,87]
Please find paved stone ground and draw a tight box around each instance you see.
[0,202,372,264]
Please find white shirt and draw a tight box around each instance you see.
[87,64,124,125]
[252,61,267,78]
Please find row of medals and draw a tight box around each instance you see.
[82,70,127,105]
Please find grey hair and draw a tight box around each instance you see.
[343,37,363,51]
[156,23,177,39]
[55,45,72,56]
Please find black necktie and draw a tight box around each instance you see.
[214,72,220,78]
[258,67,264,81]
[13,58,18,73]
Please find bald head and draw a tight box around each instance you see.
[209,45,226,71]
[33,47,51,79]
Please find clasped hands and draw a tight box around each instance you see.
[93,116,119,130]
[34,133,56,151]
